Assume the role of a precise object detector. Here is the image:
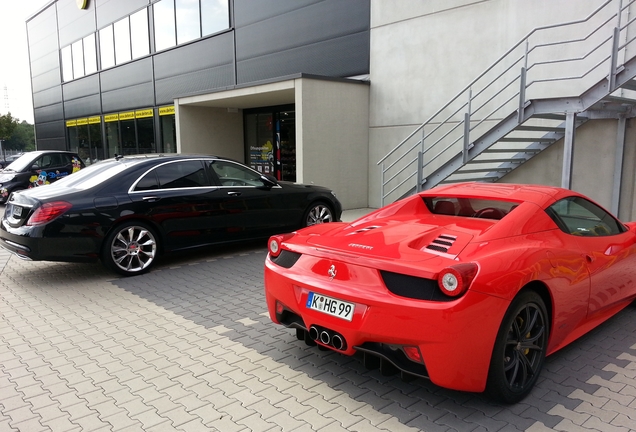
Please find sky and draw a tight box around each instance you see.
[0,0,52,124]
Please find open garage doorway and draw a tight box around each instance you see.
[244,105,296,182]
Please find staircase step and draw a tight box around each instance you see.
[440,176,499,184]
[482,148,542,153]
[455,167,511,174]
[516,125,565,132]
[467,158,526,164]
[532,113,567,120]
[620,79,636,92]
[499,137,555,142]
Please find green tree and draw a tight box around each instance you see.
[0,112,19,145]
[5,121,36,152]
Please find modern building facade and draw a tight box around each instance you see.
[27,0,636,217]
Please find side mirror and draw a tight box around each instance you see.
[260,174,278,187]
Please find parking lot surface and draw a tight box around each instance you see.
[2,213,636,431]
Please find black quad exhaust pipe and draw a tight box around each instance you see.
[308,325,347,351]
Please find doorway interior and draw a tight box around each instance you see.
[244,105,296,182]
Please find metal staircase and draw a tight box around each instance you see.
[378,0,636,206]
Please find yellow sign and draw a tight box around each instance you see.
[88,116,101,124]
[66,120,77,127]
[119,111,135,121]
[159,106,175,116]
[76,118,89,126]
[104,114,119,122]
[76,0,88,10]
[135,108,154,119]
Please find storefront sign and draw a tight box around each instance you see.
[66,120,77,127]
[104,114,119,122]
[76,118,89,126]
[88,116,101,124]
[119,111,135,121]
[159,106,175,116]
[135,108,154,119]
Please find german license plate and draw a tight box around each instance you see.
[306,292,354,321]
[11,205,22,217]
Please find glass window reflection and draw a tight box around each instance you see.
[201,0,229,36]
[154,0,176,51]
[114,17,132,64]
[83,34,97,75]
[61,45,73,81]
[99,25,115,69]
[176,0,201,45]
[72,40,85,78]
[130,8,150,59]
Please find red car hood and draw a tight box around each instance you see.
[304,216,488,262]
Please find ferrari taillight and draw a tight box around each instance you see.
[403,346,424,364]
[268,233,295,257]
[437,263,478,297]
[27,201,72,226]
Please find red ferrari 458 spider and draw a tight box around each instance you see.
[264,182,636,403]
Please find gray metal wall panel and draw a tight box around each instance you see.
[100,58,153,91]
[37,137,68,151]
[234,0,317,27]
[96,0,149,29]
[33,86,63,109]
[31,51,61,84]
[34,104,65,124]
[155,64,235,104]
[32,69,62,94]
[28,31,60,63]
[101,83,155,112]
[27,5,58,46]
[63,75,100,101]
[153,33,234,80]
[36,121,66,141]
[57,0,97,46]
[64,95,102,118]
[235,0,368,61]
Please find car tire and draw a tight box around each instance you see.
[303,202,334,227]
[486,290,549,404]
[102,221,159,276]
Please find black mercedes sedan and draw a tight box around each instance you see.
[0,154,342,276]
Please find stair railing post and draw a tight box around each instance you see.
[416,151,423,193]
[609,26,620,92]
[380,162,385,207]
[518,67,527,124]
[463,88,472,164]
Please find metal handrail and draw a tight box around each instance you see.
[378,0,636,205]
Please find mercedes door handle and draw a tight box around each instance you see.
[227,191,242,197]
[143,196,161,202]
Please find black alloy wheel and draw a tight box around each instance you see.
[486,290,549,403]
[303,202,334,227]
[102,221,158,276]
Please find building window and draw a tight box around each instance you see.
[99,25,115,69]
[114,17,132,64]
[130,8,150,59]
[176,0,201,45]
[154,0,176,51]
[202,0,229,36]
[84,34,98,75]
[61,45,73,82]
[71,40,85,79]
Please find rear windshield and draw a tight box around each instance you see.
[423,196,519,220]
[50,160,128,190]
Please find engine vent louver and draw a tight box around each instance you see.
[353,225,381,234]
[425,234,457,253]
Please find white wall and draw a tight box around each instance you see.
[368,0,616,208]
[296,78,370,210]
[176,105,244,161]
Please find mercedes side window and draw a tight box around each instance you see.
[546,196,626,236]
[156,161,209,189]
[208,160,263,187]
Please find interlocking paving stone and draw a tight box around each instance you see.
[2,239,636,431]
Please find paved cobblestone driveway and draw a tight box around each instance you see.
[2,239,636,431]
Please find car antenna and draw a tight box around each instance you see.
[114,154,123,160]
